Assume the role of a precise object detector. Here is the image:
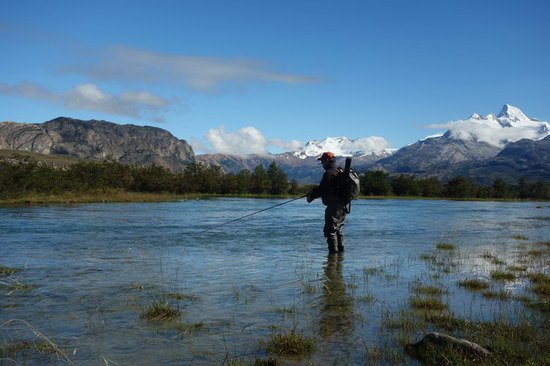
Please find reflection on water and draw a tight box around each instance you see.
[0,198,548,364]
[319,253,353,341]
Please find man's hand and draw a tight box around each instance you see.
[306,193,314,203]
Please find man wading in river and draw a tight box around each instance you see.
[307,152,349,254]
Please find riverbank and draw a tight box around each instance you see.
[0,190,191,205]
[2,191,546,206]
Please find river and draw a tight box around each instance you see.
[1,198,548,364]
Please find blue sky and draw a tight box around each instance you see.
[1,0,549,155]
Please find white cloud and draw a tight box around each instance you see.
[346,136,391,154]
[201,125,303,156]
[64,45,321,91]
[65,83,169,120]
[0,81,171,121]
[0,81,61,103]
[269,138,303,152]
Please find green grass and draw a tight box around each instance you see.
[0,265,20,276]
[457,278,490,290]
[532,282,550,295]
[506,265,527,272]
[174,321,205,335]
[140,299,180,321]
[0,190,191,205]
[274,306,297,315]
[409,296,447,311]
[363,265,385,276]
[435,242,455,250]
[527,249,546,256]
[262,331,316,356]
[0,278,37,291]
[526,272,550,285]
[482,290,511,301]
[411,284,447,296]
[512,235,528,241]
[0,340,59,358]
[166,292,200,302]
[357,292,375,304]
[490,270,516,281]
[491,258,506,265]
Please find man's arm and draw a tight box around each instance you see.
[307,172,333,202]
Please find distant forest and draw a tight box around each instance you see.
[1,155,548,200]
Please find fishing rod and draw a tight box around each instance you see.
[199,194,308,233]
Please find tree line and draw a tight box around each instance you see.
[361,170,549,200]
[0,155,548,200]
[0,156,299,198]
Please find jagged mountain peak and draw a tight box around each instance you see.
[497,104,529,122]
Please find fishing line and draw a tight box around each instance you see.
[198,194,308,233]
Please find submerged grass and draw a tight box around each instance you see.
[174,321,205,335]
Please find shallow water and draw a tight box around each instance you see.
[1,198,548,364]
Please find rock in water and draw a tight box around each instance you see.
[406,332,491,362]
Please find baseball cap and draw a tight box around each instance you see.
[318,151,335,161]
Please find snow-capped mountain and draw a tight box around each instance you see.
[293,136,394,159]
[428,104,549,147]
[377,104,550,180]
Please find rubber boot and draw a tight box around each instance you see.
[336,232,344,252]
[327,236,338,254]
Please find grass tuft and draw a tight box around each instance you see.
[512,235,528,241]
[490,270,516,281]
[166,292,200,302]
[507,265,527,272]
[409,296,447,311]
[411,284,448,296]
[0,265,20,276]
[527,249,545,256]
[458,278,490,290]
[526,272,550,285]
[435,242,455,250]
[262,330,316,356]
[482,290,511,301]
[0,340,59,358]
[140,299,180,321]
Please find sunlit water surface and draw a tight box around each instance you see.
[1,198,548,364]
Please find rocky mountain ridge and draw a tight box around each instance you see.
[0,117,195,171]
[1,105,548,183]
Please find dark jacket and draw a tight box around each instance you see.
[309,160,341,206]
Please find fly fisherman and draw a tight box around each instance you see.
[307,151,349,254]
